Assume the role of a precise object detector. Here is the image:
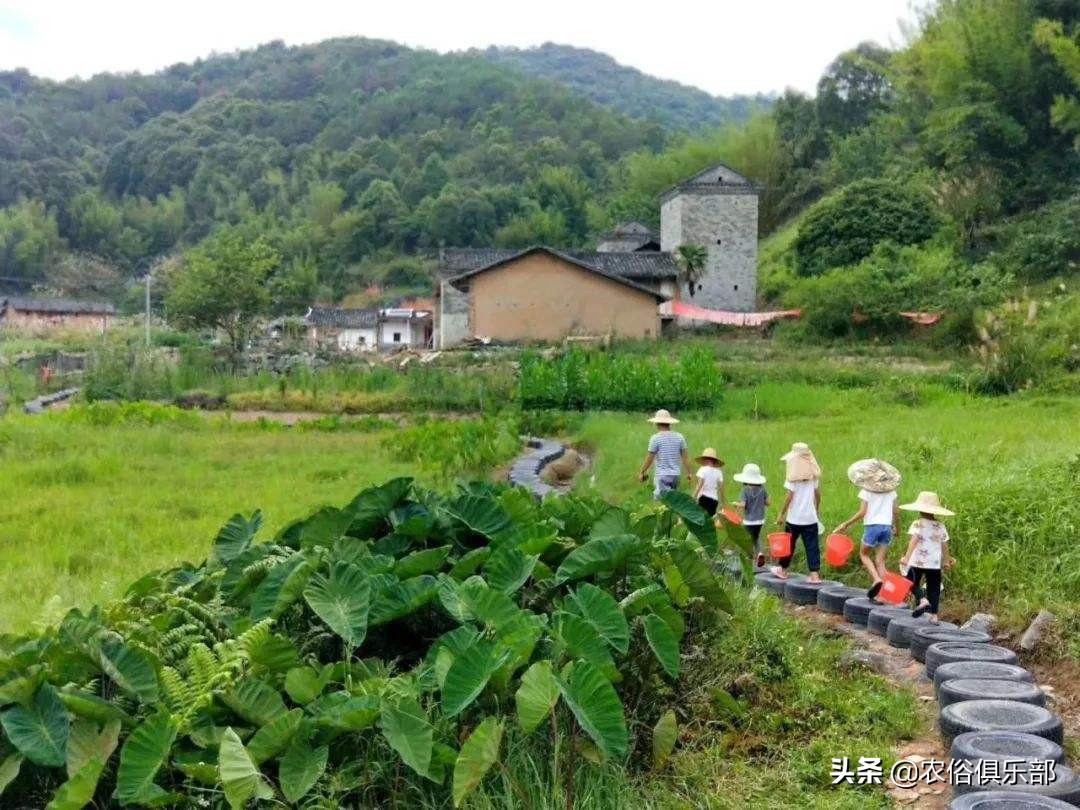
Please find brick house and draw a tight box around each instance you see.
[0,298,115,334]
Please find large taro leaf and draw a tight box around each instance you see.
[394,545,452,579]
[554,661,628,761]
[347,477,413,539]
[279,738,328,804]
[211,511,262,565]
[670,541,732,613]
[114,711,178,806]
[249,556,312,621]
[660,491,716,548]
[567,583,629,654]
[284,666,330,706]
[309,693,379,733]
[57,689,133,728]
[453,716,503,808]
[642,614,680,679]
[222,678,286,727]
[219,727,274,810]
[515,661,559,733]
[0,683,69,767]
[551,613,617,681]
[482,546,538,595]
[651,710,678,771]
[0,754,23,796]
[303,561,371,649]
[619,584,667,617]
[444,494,512,539]
[588,507,630,540]
[245,632,300,676]
[246,708,302,764]
[298,506,354,551]
[554,535,644,585]
[493,521,558,556]
[66,717,120,778]
[97,639,159,704]
[441,638,511,718]
[449,547,491,581]
[379,696,433,779]
[46,755,108,810]
[429,626,480,688]
[368,575,438,627]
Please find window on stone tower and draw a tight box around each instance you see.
[716,239,722,245]
[734,285,739,291]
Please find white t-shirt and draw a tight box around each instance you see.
[859,489,897,526]
[696,466,723,500]
[784,479,819,525]
[908,518,949,569]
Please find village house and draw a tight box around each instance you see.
[304,307,378,351]
[378,307,432,351]
[0,297,115,335]
[435,163,760,347]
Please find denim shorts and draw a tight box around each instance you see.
[862,524,893,547]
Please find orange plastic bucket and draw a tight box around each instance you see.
[824,533,854,567]
[768,532,793,559]
[720,506,743,526]
[878,571,913,604]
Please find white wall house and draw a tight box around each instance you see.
[379,308,433,350]
[304,307,378,352]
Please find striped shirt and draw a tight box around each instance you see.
[647,431,686,477]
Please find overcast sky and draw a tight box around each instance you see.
[0,0,921,96]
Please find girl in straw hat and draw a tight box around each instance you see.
[834,459,902,601]
[773,442,823,582]
[898,491,956,623]
[692,448,726,517]
[639,409,693,500]
[732,462,769,567]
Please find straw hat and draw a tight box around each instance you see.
[647,409,679,425]
[781,442,821,481]
[696,447,724,465]
[733,462,766,485]
[899,491,955,517]
[847,458,902,493]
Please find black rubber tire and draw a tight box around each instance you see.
[911,627,991,663]
[926,643,1020,678]
[887,615,958,648]
[755,573,788,596]
[939,700,1064,746]
[867,605,913,637]
[950,730,1065,765]
[939,679,1046,708]
[783,578,840,605]
[951,763,1080,805]
[842,596,879,626]
[934,662,1035,698]
[949,791,1077,809]
[817,585,864,614]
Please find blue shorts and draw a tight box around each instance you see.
[862,525,893,547]
[653,474,680,499]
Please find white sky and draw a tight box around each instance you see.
[0,0,920,96]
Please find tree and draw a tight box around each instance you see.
[1035,18,1080,150]
[165,228,280,364]
[675,244,708,296]
[815,43,893,137]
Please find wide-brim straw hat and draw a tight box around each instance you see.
[781,442,820,481]
[780,442,813,461]
[733,462,766,484]
[696,447,723,465]
[899,491,955,517]
[647,409,679,425]
[847,458,902,493]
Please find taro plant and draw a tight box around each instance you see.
[0,479,746,808]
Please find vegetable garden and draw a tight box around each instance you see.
[0,477,745,808]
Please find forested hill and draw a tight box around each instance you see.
[478,43,772,131]
[0,37,673,304]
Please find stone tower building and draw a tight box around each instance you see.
[659,163,759,312]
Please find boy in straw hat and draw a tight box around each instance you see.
[773,442,823,582]
[834,459,902,601]
[691,448,726,517]
[898,491,956,623]
[638,409,693,499]
[732,462,769,567]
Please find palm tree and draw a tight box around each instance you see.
[675,244,709,297]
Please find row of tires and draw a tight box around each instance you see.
[754,570,1078,807]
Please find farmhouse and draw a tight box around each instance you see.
[435,163,760,347]
[304,307,378,351]
[0,297,115,334]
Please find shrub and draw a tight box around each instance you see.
[983,196,1080,282]
[792,178,941,277]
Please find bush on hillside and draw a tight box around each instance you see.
[792,178,941,277]
[981,196,1080,282]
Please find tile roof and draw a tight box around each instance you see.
[1,297,115,315]
[443,246,670,300]
[439,247,677,281]
[304,307,378,328]
[599,221,659,240]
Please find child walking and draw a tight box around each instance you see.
[898,491,956,623]
[732,462,769,568]
[692,448,726,517]
[834,459,901,601]
[773,442,822,583]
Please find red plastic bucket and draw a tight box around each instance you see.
[720,506,743,526]
[768,532,793,559]
[824,533,854,567]
[878,571,913,604]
